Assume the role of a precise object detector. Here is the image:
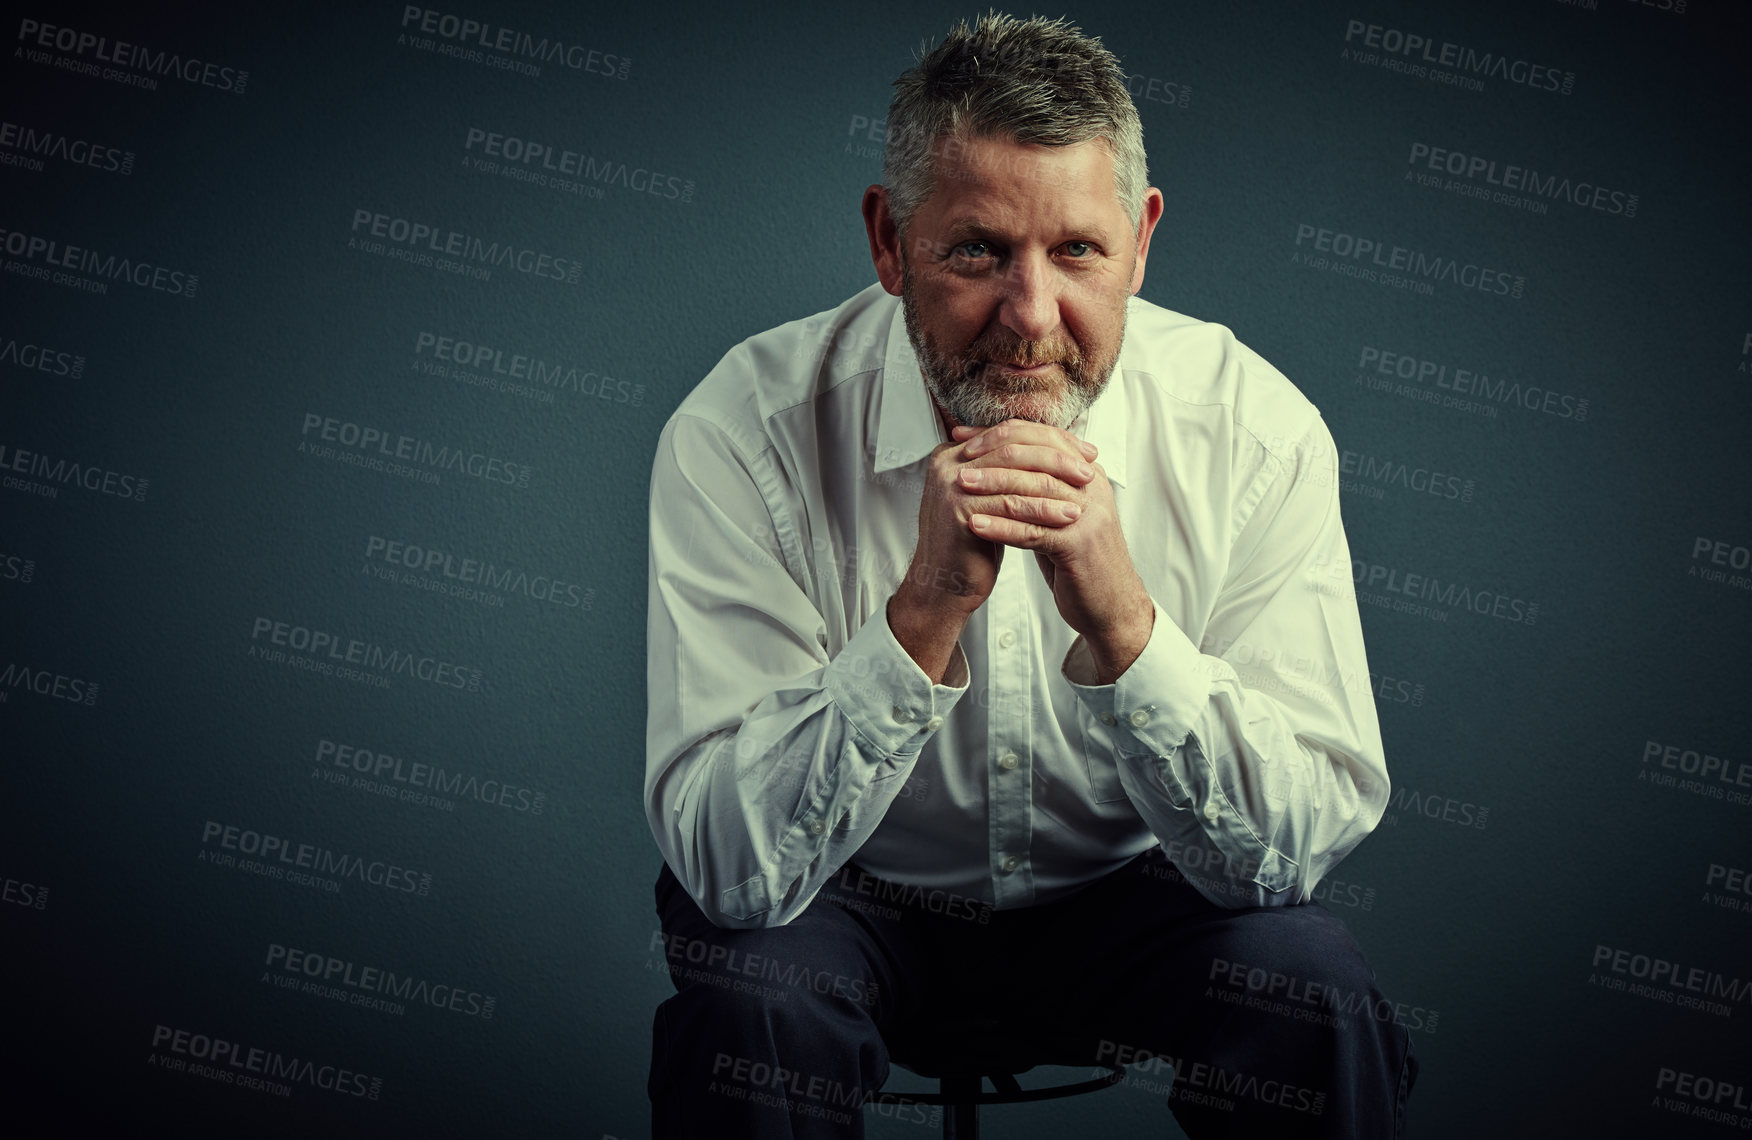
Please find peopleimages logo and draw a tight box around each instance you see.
[363,535,592,611]
[398,6,629,79]
[1355,345,1588,421]
[2,873,48,910]
[461,128,693,202]
[0,441,149,502]
[1381,784,1489,830]
[1293,223,1524,298]
[0,332,84,377]
[248,614,484,692]
[315,737,548,816]
[348,208,582,285]
[1654,1068,1750,1131]
[264,942,496,1019]
[1313,552,1540,625]
[1340,19,1575,95]
[15,18,250,94]
[413,331,645,405]
[299,412,532,489]
[1405,142,1637,218]
[1338,449,1474,503]
[1590,944,1750,1017]
[0,225,197,298]
[200,820,434,897]
[148,1024,380,1100]
[1123,70,1191,109]
[0,120,133,176]
[0,661,98,705]
[0,550,37,585]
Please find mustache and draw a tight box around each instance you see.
[961,329,1083,370]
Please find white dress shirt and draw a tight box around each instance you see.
[645,282,1388,928]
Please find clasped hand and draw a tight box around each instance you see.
[909,417,1153,682]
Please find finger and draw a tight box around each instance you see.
[963,442,1097,486]
[946,425,995,465]
[964,493,1082,526]
[958,465,1082,502]
[962,419,1097,461]
[968,512,1062,550]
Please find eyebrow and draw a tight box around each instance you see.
[938,217,1116,246]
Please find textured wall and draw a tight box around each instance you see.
[3,1,1748,1136]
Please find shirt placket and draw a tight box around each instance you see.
[986,549,1035,907]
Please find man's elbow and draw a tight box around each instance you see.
[671,862,795,930]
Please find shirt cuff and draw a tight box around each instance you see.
[824,607,968,756]
[1062,598,1211,752]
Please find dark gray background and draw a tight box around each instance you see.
[3,0,1748,1135]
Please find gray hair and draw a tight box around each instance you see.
[882,11,1148,240]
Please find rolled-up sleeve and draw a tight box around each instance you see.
[1064,412,1387,907]
[645,412,968,928]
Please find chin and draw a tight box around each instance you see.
[1000,397,1065,423]
[967,395,1074,430]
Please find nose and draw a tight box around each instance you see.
[995,249,1061,345]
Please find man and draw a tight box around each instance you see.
[644,13,1416,1137]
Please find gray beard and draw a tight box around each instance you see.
[900,272,1121,431]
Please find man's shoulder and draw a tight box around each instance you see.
[1122,296,1321,457]
[668,283,895,454]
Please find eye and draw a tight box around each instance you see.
[954,241,994,260]
[1064,241,1095,258]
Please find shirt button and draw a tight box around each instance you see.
[925,716,943,731]
[998,752,1019,771]
[1001,855,1021,873]
[807,817,826,836]
[1098,712,1117,726]
[892,705,914,723]
[998,630,1018,649]
[1203,801,1220,823]
[1129,709,1151,728]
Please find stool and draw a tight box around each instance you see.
[880,1015,1125,1138]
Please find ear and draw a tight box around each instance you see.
[1128,187,1165,295]
[863,185,905,295]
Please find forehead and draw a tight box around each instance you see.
[918,133,1124,235]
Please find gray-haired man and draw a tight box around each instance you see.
[645,13,1416,1136]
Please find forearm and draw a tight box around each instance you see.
[886,578,973,685]
[1113,673,1384,906]
[1069,600,1386,907]
[1082,590,1154,685]
[647,593,967,929]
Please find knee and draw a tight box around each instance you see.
[1202,906,1378,1005]
[654,976,891,1108]
[663,970,881,1051]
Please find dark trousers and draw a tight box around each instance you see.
[648,846,1417,1137]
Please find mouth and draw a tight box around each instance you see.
[985,360,1060,376]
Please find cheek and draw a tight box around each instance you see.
[1074,293,1129,346]
[927,289,990,348]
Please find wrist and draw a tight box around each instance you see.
[1087,591,1154,684]
[896,559,984,618]
[888,583,971,686]
[890,579,974,637]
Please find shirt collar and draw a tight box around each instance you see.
[875,291,1132,488]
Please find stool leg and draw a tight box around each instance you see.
[940,1075,980,1140]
